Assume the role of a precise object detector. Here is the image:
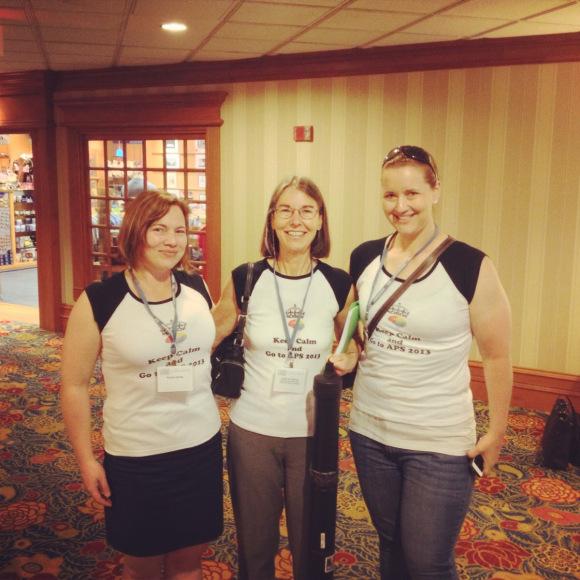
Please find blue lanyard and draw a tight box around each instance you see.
[273,261,314,368]
[365,226,439,323]
[130,269,179,356]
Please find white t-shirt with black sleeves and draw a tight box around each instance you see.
[85,270,220,457]
[349,236,485,455]
[229,259,351,438]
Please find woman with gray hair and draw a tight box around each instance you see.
[213,176,358,580]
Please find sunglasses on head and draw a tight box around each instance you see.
[383,145,438,179]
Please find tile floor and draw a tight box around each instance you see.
[0,267,39,324]
[0,266,38,307]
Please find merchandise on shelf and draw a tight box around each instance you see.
[0,187,37,269]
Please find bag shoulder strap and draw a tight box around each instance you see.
[233,262,255,345]
[239,261,255,315]
[366,236,455,341]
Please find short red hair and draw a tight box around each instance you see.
[118,189,192,272]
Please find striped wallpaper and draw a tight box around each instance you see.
[212,62,580,375]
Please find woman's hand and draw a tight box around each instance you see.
[329,348,358,376]
[467,430,505,476]
[79,457,112,507]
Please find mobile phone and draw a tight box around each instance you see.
[471,455,484,477]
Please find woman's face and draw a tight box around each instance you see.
[381,163,440,237]
[271,187,322,257]
[140,205,187,272]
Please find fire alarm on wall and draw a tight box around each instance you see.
[294,126,314,142]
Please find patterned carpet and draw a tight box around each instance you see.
[0,321,579,579]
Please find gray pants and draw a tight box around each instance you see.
[227,422,312,580]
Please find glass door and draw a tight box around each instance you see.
[86,137,207,281]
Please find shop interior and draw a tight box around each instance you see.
[0,132,38,323]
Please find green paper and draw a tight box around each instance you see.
[336,301,360,354]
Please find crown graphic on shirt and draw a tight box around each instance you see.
[388,303,409,318]
[286,304,304,319]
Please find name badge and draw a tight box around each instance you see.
[273,367,307,394]
[157,365,195,392]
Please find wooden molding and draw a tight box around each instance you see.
[469,361,580,412]
[0,71,55,97]
[33,127,61,332]
[204,126,221,302]
[0,72,52,129]
[53,32,580,92]
[60,303,72,332]
[54,92,227,129]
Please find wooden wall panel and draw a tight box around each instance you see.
[212,61,580,376]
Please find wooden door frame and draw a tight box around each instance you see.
[0,72,60,331]
[54,92,227,315]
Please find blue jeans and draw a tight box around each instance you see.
[350,431,474,580]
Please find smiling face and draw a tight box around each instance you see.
[139,205,188,273]
[381,163,440,238]
[270,187,322,258]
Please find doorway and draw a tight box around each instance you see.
[0,132,39,324]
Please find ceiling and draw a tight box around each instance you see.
[1,0,580,75]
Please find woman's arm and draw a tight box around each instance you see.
[211,277,239,350]
[469,257,513,474]
[60,292,112,507]
[329,286,360,376]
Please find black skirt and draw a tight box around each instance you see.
[103,431,223,557]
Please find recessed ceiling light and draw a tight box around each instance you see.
[161,22,187,32]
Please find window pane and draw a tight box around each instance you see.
[166,172,185,198]
[109,199,125,227]
[91,199,106,226]
[126,140,143,170]
[146,171,165,190]
[186,139,205,169]
[145,140,164,168]
[88,140,105,167]
[188,203,206,230]
[107,141,124,168]
[89,170,106,197]
[165,139,184,169]
[110,228,124,265]
[127,171,147,197]
[91,227,106,253]
[92,253,107,267]
[189,233,205,261]
[187,171,206,201]
[107,171,125,198]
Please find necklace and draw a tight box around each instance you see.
[274,254,312,276]
[273,259,314,367]
[129,269,181,356]
[365,225,439,322]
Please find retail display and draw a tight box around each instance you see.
[0,155,36,270]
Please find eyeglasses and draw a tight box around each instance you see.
[383,145,438,179]
[273,206,320,221]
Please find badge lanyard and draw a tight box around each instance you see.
[365,225,439,325]
[130,269,179,356]
[273,261,314,368]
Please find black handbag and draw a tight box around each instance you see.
[210,262,255,398]
[538,396,579,469]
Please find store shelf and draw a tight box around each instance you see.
[0,260,37,271]
[0,188,37,270]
